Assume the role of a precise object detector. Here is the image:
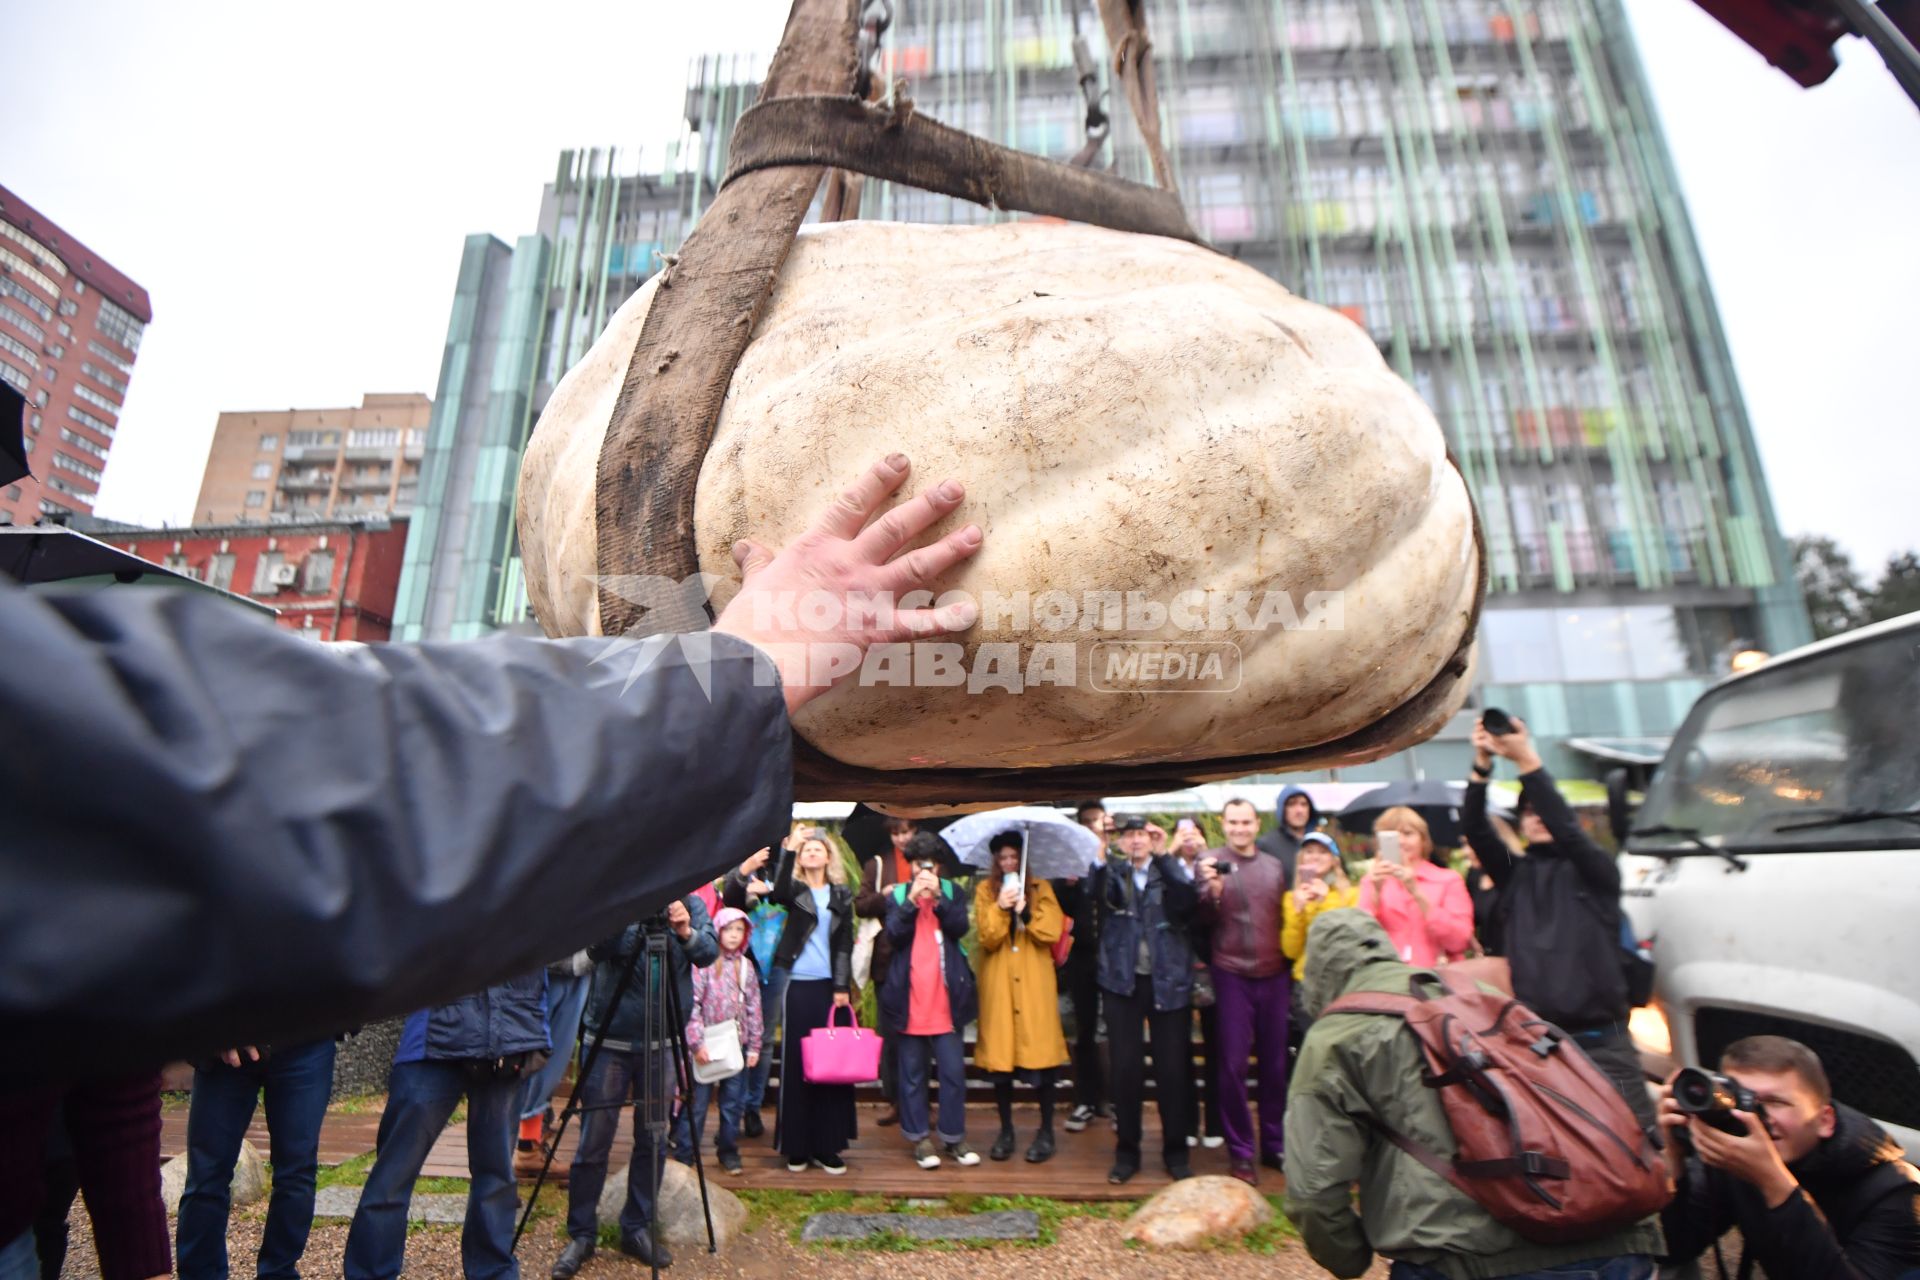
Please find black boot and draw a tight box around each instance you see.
[1024,1127,1056,1164]
[550,1237,595,1280]
[989,1126,1017,1161]
[619,1229,673,1268]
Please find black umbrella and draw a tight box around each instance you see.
[0,527,277,616]
[1337,779,1466,849]
[839,804,964,872]
[1,382,28,488]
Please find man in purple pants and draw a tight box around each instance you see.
[1194,797,1291,1186]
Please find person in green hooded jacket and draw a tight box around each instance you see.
[1282,909,1666,1280]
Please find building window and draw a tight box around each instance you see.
[86,339,132,375]
[0,330,38,370]
[302,550,335,594]
[45,474,92,497]
[79,361,128,395]
[59,428,107,458]
[288,429,339,448]
[51,452,104,483]
[58,298,78,318]
[252,551,286,592]
[244,490,266,508]
[0,246,60,296]
[41,366,55,383]
[251,461,273,479]
[207,553,236,591]
[95,298,145,353]
[0,222,68,278]
[72,382,119,414]
[1,302,46,345]
[5,484,20,501]
[39,498,74,517]
[259,434,278,451]
[162,553,197,580]
[0,278,54,323]
[0,362,27,394]
[67,406,115,437]
[347,428,401,449]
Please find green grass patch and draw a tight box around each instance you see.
[1237,1196,1299,1254]
[413,1176,471,1195]
[316,1151,377,1189]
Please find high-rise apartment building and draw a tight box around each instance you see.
[191,393,433,525]
[400,1,1809,778]
[0,183,153,528]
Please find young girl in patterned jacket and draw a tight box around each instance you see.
[674,907,764,1174]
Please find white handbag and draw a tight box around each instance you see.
[691,1018,745,1084]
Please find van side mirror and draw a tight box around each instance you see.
[1606,767,1633,845]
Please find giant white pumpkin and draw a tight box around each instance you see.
[518,220,1480,779]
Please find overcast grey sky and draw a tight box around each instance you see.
[6,0,1915,571]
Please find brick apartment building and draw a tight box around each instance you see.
[95,515,409,642]
[192,392,432,525]
[0,183,152,528]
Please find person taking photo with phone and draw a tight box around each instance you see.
[1280,831,1356,1036]
[1358,806,1473,969]
[1462,712,1656,1137]
[878,849,978,1171]
[974,832,1070,1164]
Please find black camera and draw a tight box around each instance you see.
[1481,706,1515,736]
[1671,1067,1761,1135]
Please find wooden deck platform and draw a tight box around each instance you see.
[424,1101,1273,1201]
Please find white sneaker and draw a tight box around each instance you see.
[1187,1134,1199,1147]
[913,1138,942,1170]
[944,1140,982,1167]
[1201,1134,1226,1149]
[814,1155,848,1176]
[786,1159,809,1173]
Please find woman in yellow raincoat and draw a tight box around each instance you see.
[973,831,1070,1164]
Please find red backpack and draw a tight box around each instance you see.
[1325,974,1671,1243]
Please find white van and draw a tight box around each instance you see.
[1617,610,1920,1158]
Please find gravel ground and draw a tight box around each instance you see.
[54,1198,1396,1279]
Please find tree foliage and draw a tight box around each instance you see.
[1793,536,1920,639]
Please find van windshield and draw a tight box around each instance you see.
[1632,625,1920,853]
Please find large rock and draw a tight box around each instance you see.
[599,1159,750,1251]
[1122,1174,1273,1250]
[160,1139,268,1215]
[518,220,1480,792]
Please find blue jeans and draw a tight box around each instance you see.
[0,1233,38,1280]
[672,1070,748,1160]
[566,1047,668,1242]
[519,972,590,1122]
[896,1031,967,1144]
[744,966,790,1110]
[178,1039,337,1279]
[1388,1256,1655,1280]
[342,1059,522,1280]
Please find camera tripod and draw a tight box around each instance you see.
[512,915,717,1280]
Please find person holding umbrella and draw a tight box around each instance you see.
[973,831,1070,1164]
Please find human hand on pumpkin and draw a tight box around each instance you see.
[712,454,982,715]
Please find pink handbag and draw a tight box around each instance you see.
[800,1005,884,1085]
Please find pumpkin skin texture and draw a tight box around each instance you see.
[518,220,1480,776]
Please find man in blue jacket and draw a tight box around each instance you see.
[1095,816,1199,1185]
[343,972,552,1280]
[554,894,717,1276]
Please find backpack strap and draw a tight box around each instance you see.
[1323,991,1421,1018]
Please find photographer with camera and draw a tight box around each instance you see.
[343,972,552,1280]
[1658,1036,1920,1280]
[1462,712,1655,1137]
[551,896,717,1277]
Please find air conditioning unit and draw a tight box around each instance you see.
[269,563,299,587]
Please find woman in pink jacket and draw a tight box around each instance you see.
[1358,807,1474,967]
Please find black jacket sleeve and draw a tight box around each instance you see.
[0,581,793,1085]
[1461,779,1517,890]
[1518,767,1619,894]
[1660,1159,1741,1266]
[830,888,855,993]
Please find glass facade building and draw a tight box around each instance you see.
[397,1,1808,778]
